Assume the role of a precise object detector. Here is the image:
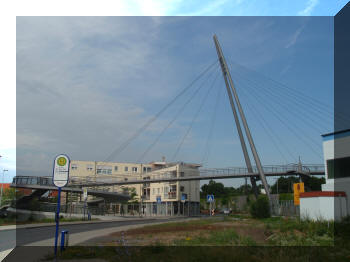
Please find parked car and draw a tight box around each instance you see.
[220,208,231,215]
[0,205,10,218]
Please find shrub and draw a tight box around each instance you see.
[249,195,270,219]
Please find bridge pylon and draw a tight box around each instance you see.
[213,35,271,204]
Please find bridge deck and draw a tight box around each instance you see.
[11,183,130,201]
[12,164,324,188]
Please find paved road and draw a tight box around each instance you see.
[0,217,184,252]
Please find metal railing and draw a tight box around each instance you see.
[12,163,324,188]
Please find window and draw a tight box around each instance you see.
[71,164,78,170]
[153,188,155,195]
[143,167,152,172]
[132,167,138,173]
[180,172,185,177]
[124,178,128,181]
[97,165,112,175]
[114,166,118,171]
[180,186,185,192]
[327,156,350,179]
[124,166,128,172]
[157,188,160,194]
[86,165,93,171]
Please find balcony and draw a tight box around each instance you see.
[167,191,177,199]
[143,195,150,200]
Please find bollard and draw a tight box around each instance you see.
[60,230,69,251]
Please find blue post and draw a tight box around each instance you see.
[54,187,61,256]
[60,230,68,251]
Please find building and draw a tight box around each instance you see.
[300,129,350,221]
[68,159,201,216]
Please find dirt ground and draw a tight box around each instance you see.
[83,218,271,246]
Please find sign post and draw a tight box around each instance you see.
[181,194,187,216]
[293,182,304,206]
[207,195,214,216]
[53,154,70,257]
[156,196,161,216]
[83,188,88,220]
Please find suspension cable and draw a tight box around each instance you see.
[104,60,218,162]
[171,70,220,162]
[136,63,219,163]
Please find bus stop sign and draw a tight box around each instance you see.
[53,154,70,188]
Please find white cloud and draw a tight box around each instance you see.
[16,17,199,175]
[285,24,305,48]
[298,0,319,16]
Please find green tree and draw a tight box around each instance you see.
[249,195,270,218]
[123,187,138,203]
[270,177,299,194]
[200,180,225,198]
[271,176,326,194]
[1,188,19,205]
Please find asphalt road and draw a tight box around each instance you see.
[0,217,182,252]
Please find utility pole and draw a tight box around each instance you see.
[213,35,271,204]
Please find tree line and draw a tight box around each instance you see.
[200,176,326,199]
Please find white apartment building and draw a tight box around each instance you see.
[68,160,201,216]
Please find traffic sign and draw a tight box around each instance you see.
[156,196,161,203]
[53,154,70,188]
[181,193,187,203]
[293,182,304,206]
[207,194,214,202]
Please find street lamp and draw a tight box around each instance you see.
[0,169,9,206]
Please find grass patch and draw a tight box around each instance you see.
[262,217,335,246]
[173,228,258,246]
[46,246,349,262]
[142,218,219,230]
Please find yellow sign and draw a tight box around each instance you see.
[293,182,304,206]
[57,157,67,166]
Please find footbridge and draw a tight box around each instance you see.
[11,176,131,201]
[12,163,324,189]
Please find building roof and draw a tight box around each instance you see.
[300,191,346,198]
[321,129,350,141]
[0,183,10,190]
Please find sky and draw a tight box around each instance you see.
[0,0,348,185]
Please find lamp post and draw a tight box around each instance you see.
[0,169,9,206]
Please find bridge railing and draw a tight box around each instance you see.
[12,164,324,187]
[13,176,53,186]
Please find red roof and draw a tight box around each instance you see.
[0,183,11,190]
[300,191,346,198]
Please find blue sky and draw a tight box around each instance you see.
[0,0,347,185]
[15,15,337,188]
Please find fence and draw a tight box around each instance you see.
[271,200,299,217]
[33,201,200,217]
